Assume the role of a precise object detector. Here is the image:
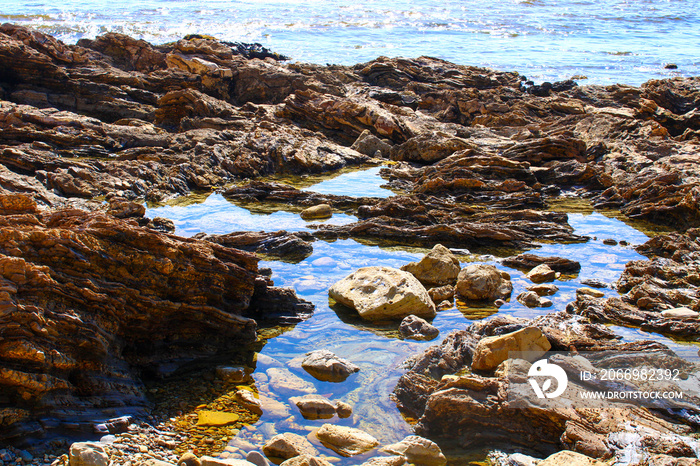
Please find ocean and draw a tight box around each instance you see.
[1,0,698,86]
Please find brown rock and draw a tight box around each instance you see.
[315,424,379,457]
[300,204,333,220]
[401,244,461,286]
[455,264,512,301]
[471,327,551,371]
[262,433,318,461]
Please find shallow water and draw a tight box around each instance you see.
[4,0,700,85]
[143,167,700,462]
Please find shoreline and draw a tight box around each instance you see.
[1,24,699,466]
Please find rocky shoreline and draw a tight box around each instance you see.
[1,23,699,466]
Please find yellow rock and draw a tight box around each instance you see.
[196,411,239,427]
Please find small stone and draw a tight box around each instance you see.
[139,446,149,453]
[245,452,268,466]
[494,299,506,307]
[291,394,337,420]
[517,291,541,308]
[215,366,249,383]
[526,283,559,296]
[301,350,359,383]
[17,453,32,463]
[602,238,618,245]
[526,264,556,283]
[576,287,605,298]
[661,307,699,318]
[235,390,263,415]
[664,63,678,70]
[580,279,607,289]
[334,401,352,419]
[315,424,379,457]
[398,315,439,341]
[300,205,332,220]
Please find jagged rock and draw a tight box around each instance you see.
[329,266,436,321]
[196,231,314,263]
[380,436,447,466]
[262,433,318,461]
[526,264,557,283]
[400,244,461,286]
[69,443,109,466]
[471,327,551,371]
[399,315,440,341]
[428,285,455,303]
[0,194,311,443]
[351,130,392,157]
[301,349,360,382]
[502,254,581,273]
[300,204,333,220]
[315,424,379,457]
[455,264,512,301]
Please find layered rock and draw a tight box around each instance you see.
[0,194,311,443]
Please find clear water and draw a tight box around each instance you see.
[3,0,699,85]
[300,166,395,198]
[143,169,700,462]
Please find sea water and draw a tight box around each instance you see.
[2,0,699,85]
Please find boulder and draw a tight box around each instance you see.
[455,264,512,301]
[262,433,318,461]
[300,204,333,220]
[69,443,109,466]
[291,394,337,420]
[471,327,551,371]
[399,315,439,341]
[400,244,461,286]
[315,424,379,457]
[301,349,360,382]
[380,436,447,466]
[329,267,436,321]
[526,264,557,283]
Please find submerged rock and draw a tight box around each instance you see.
[380,436,447,466]
[329,266,436,321]
[279,455,333,466]
[315,424,379,457]
[301,349,360,382]
[262,433,318,461]
[455,264,513,301]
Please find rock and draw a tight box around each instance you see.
[538,451,605,466]
[196,410,240,427]
[471,327,551,371]
[351,130,392,157]
[69,443,109,466]
[660,307,699,318]
[335,401,353,418]
[279,455,333,466]
[301,349,360,382]
[235,389,263,415]
[399,315,439,341]
[257,393,291,418]
[400,244,461,286]
[216,366,249,383]
[580,279,607,289]
[602,238,618,245]
[200,457,257,466]
[576,287,605,298]
[329,266,436,321]
[315,424,379,457]
[526,264,557,283]
[380,436,447,466]
[428,285,454,303]
[300,204,333,220]
[455,264,513,301]
[262,433,318,461]
[291,394,337,420]
[266,368,317,395]
[502,254,581,273]
[179,452,202,466]
[526,283,559,296]
[505,453,539,466]
[245,452,269,466]
[516,291,545,308]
